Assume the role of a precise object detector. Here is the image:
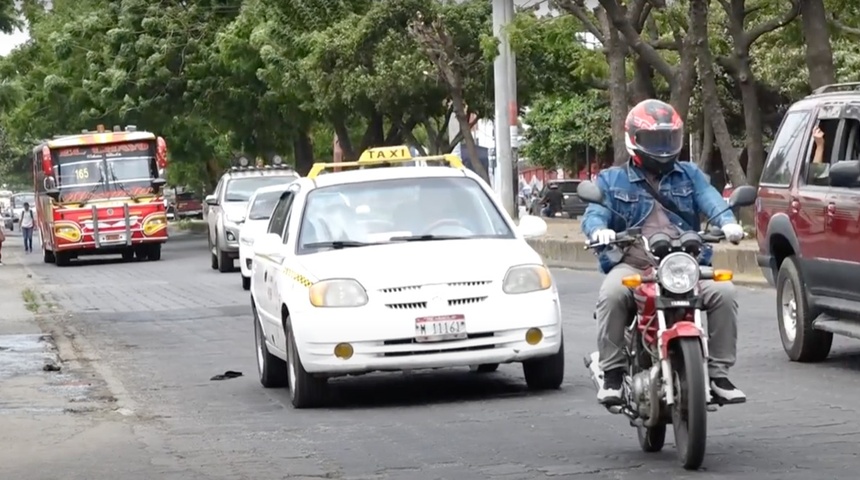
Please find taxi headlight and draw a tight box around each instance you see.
[503,264,552,294]
[309,279,368,307]
[657,252,700,294]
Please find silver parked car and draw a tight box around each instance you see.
[204,165,298,272]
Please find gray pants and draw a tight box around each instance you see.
[596,263,738,378]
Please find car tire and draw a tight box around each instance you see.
[254,304,287,388]
[286,320,327,408]
[242,275,251,291]
[209,238,218,270]
[148,244,162,261]
[122,249,134,261]
[776,256,832,362]
[43,249,55,264]
[55,251,71,267]
[523,338,565,390]
[471,363,499,373]
[217,245,234,273]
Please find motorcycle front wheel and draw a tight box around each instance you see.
[671,338,707,470]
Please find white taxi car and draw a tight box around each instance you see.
[250,153,564,408]
[239,183,294,290]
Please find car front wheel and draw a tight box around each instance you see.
[242,275,251,290]
[776,256,832,362]
[522,339,565,390]
[286,320,328,408]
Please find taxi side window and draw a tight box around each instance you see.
[267,192,293,237]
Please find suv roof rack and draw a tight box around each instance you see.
[811,82,860,95]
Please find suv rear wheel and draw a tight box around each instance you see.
[776,256,833,362]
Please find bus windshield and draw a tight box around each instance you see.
[53,141,157,201]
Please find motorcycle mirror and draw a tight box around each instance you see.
[576,181,604,204]
[727,185,757,208]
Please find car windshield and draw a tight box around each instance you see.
[53,141,156,200]
[12,194,34,207]
[298,177,514,251]
[225,176,296,202]
[248,190,285,220]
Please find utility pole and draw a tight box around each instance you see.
[492,0,516,219]
[503,0,519,220]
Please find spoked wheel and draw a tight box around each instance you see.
[671,338,708,470]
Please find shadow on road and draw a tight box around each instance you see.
[288,368,561,410]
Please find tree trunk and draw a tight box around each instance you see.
[736,57,766,186]
[597,7,629,166]
[451,92,489,183]
[800,0,835,90]
[333,120,355,161]
[698,112,714,173]
[292,131,314,176]
[691,0,745,187]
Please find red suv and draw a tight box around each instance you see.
[756,82,860,364]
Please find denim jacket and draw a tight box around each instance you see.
[581,160,737,274]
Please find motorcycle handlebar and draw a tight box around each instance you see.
[585,230,736,249]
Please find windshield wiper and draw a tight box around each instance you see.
[79,169,106,204]
[108,163,139,202]
[303,240,382,250]
[389,234,467,242]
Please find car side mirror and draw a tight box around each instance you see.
[517,215,547,238]
[727,185,757,208]
[204,194,218,206]
[829,160,860,188]
[253,232,283,259]
[576,180,603,204]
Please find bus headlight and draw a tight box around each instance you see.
[54,223,82,242]
[143,215,168,236]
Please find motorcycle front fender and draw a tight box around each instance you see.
[658,320,703,359]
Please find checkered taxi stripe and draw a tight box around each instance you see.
[284,268,314,288]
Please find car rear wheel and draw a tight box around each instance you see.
[776,256,832,362]
[147,244,162,261]
[286,321,328,408]
[523,339,564,390]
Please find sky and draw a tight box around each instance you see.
[0,28,27,56]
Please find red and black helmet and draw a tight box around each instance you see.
[625,99,684,174]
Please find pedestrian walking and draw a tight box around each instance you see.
[0,218,5,265]
[20,202,34,253]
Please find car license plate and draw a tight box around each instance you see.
[415,314,467,343]
[101,233,125,243]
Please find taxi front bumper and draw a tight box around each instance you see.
[292,289,563,376]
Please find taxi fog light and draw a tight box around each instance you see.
[503,264,552,294]
[309,279,368,307]
[226,231,236,242]
[334,343,354,360]
[525,328,543,345]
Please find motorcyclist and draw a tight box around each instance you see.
[539,183,563,217]
[581,99,746,406]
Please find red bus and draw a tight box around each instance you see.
[34,125,170,266]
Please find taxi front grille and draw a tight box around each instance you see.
[385,302,427,310]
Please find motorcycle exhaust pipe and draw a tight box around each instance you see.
[643,365,662,428]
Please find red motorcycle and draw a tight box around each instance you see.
[576,181,757,470]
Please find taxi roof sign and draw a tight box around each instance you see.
[357,145,415,162]
[308,152,464,179]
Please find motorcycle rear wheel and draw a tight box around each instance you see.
[671,338,707,470]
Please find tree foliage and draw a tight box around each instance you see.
[0,0,857,189]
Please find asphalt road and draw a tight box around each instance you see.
[10,233,860,479]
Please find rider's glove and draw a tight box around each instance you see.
[721,223,745,243]
[590,229,616,246]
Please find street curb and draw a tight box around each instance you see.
[526,237,770,288]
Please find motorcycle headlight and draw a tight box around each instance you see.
[657,252,700,294]
[503,264,553,294]
[309,279,368,307]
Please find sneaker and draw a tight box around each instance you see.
[711,377,746,404]
[597,368,624,405]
